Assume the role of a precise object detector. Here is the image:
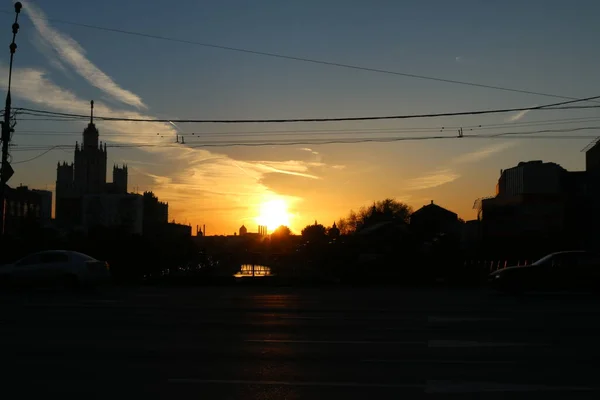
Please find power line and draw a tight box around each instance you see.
[12,116,600,138]
[11,145,59,164]
[15,95,600,124]
[490,126,600,137]
[9,127,600,156]
[4,9,594,103]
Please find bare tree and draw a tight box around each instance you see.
[338,198,413,234]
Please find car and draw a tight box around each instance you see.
[489,250,600,293]
[0,250,110,289]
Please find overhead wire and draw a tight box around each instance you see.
[14,94,600,124]
[1,9,595,103]
[11,116,600,139]
[9,126,600,157]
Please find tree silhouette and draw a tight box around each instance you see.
[338,198,413,234]
[271,225,292,238]
[301,223,327,243]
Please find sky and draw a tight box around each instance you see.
[1,0,599,235]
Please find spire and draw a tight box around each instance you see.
[90,100,94,124]
[332,221,337,228]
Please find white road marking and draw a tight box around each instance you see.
[363,359,516,365]
[168,379,597,392]
[425,380,597,393]
[279,315,419,322]
[428,316,509,323]
[86,300,120,304]
[428,340,544,348]
[245,339,422,345]
[168,379,423,389]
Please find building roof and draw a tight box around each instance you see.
[411,200,457,218]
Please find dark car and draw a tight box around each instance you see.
[489,250,600,293]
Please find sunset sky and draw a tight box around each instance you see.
[1,0,599,235]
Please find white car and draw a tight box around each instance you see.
[0,250,110,288]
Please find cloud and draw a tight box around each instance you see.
[506,109,531,122]
[24,1,146,109]
[405,169,461,190]
[404,142,513,191]
[30,34,68,74]
[451,142,515,164]
[4,2,346,233]
[0,62,322,232]
[299,147,319,155]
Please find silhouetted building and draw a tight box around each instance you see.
[105,165,128,194]
[328,221,340,239]
[3,185,52,236]
[82,193,143,235]
[496,161,565,197]
[55,162,80,226]
[480,159,592,253]
[586,138,600,173]
[461,219,481,250]
[55,101,132,228]
[164,222,191,239]
[239,225,247,236]
[329,221,340,238]
[410,200,460,238]
[142,191,168,226]
[258,225,267,236]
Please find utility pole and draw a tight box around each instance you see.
[0,2,22,237]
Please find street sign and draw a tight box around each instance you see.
[1,160,13,183]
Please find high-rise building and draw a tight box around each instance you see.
[55,100,129,226]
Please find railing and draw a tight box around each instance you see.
[462,259,532,273]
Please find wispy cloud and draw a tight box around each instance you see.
[405,169,461,190]
[405,141,514,191]
[506,109,531,122]
[30,34,68,74]
[0,62,322,232]
[451,142,516,164]
[299,147,319,155]
[24,1,146,109]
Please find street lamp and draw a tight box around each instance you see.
[0,2,22,237]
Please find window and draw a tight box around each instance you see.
[577,253,600,267]
[551,253,580,268]
[40,253,69,263]
[16,254,42,266]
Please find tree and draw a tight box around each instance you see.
[337,198,413,234]
[301,223,327,243]
[271,225,292,238]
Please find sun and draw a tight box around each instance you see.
[256,199,290,232]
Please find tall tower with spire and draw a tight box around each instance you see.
[74,100,107,194]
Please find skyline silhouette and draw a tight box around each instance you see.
[1,1,600,234]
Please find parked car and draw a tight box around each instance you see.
[0,250,110,288]
[489,250,600,293]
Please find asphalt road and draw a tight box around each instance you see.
[2,285,600,399]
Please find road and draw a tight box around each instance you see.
[2,285,600,399]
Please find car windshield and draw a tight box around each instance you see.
[71,252,97,262]
[532,254,554,266]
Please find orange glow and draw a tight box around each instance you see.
[256,199,291,232]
